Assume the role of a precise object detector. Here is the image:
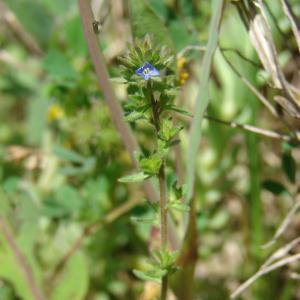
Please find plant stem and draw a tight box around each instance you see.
[149,86,169,299]
[159,163,169,300]
[158,164,168,248]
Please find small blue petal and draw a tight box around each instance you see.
[135,62,160,80]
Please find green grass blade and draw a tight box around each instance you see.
[185,0,225,204]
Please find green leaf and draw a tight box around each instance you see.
[55,185,82,213]
[160,118,183,142]
[133,269,167,283]
[169,20,198,51]
[26,95,49,145]
[43,185,82,217]
[44,50,78,82]
[110,77,128,84]
[165,104,193,117]
[129,0,174,50]
[152,249,179,273]
[125,111,146,122]
[64,15,87,56]
[282,152,296,183]
[169,202,190,212]
[6,0,53,46]
[118,172,150,183]
[59,158,96,176]
[130,216,157,224]
[139,153,162,175]
[0,217,43,300]
[53,145,85,163]
[49,253,88,300]
[149,0,168,19]
[2,177,21,194]
[262,180,287,195]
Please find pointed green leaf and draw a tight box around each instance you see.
[166,104,193,117]
[170,202,190,212]
[262,180,287,195]
[282,152,296,183]
[139,153,162,175]
[118,172,150,183]
[133,269,167,283]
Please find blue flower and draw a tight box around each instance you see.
[135,62,160,80]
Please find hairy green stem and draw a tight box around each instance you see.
[158,164,168,248]
[149,86,169,299]
[159,163,168,300]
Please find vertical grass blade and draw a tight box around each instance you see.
[185,0,224,206]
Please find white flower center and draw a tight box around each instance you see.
[143,68,151,75]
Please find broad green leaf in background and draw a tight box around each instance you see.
[53,145,86,164]
[44,49,79,83]
[6,0,53,47]
[0,241,35,300]
[54,185,82,213]
[169,20,199,52]
[129,0,174,50]
[148,0,168,19]
[42,0,74,17]
[59,157,96,176]
[26,94,49,145]
[49,252,89,300]
[42,185,82,217]
[53,146,96,176]
[0,212,43,300]
[64,15,87,56]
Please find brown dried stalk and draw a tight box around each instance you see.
[262,195,300,249]
[231,239,300,299]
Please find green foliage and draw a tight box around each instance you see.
[282,152,296,184]
[129,0,174,50]
[118,172,150,183]
[49,253,88,300]
[139,153,162,176]
[159,118,183,143]
[262,180,287,196]
[6,0,53,46]
[44,50,79,83]
[133,249,178,283]
[118,37,185,190]
[133,268,167,283]
[1,0,300,299]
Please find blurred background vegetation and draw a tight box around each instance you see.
[0,0,300,299]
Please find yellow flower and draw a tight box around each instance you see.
[47,104,64,122]
[177,56,189,86]
[177,56,186,70]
